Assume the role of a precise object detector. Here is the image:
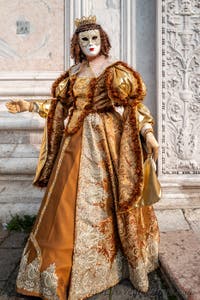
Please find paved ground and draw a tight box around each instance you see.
[0,208,200,300]
[157,208,200,300]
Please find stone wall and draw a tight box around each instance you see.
[0,0,137,221]
[0,0,199,221]
[0,0,66,221]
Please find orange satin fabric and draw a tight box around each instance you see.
[17,127,82,300]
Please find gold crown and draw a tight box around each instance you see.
[74,15,96,28]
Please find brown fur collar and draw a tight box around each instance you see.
[51,70,69,98]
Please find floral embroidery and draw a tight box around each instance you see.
[68,115,124,300]
[96,216,119,264]
[68,114,159,299]
[41,264,59,299]
[17,253,59,300]
[117,207,159,292]
[17,253,40,292]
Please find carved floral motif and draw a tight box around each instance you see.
[162,0,200,174]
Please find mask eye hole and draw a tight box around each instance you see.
[82,37,88,41]
[92,36,98,40]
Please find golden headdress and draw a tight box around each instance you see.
[74,16,96,28]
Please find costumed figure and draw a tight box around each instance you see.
[6,16,160,300]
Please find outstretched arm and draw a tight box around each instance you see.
[6,99,52,118]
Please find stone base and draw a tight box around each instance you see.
[155,178,200,210]
[0,176,44,223]
[0,112,45,223]
[1,177,200,222]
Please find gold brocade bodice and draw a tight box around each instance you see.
[73,77,93,110]
[73,76,111,111]
[67,75,114,134]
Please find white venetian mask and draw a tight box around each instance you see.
[78,29,101,57]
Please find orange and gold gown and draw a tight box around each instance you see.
[16,61,160,300]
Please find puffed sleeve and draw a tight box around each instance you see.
[107,62,146,106]
[107,62,154,132]
[137,102,154,131]
[30,99,51,118]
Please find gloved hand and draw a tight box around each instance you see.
[145,132,159,162]
[6,100,31,113]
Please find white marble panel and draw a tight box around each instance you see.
[0,0,65,71]
[156,0,200,209]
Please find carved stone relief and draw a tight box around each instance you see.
[161,0,200,174]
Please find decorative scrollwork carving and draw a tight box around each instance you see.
[161,0,200,174]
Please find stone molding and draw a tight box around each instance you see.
[120,0,136,67]
[0,72,60,97]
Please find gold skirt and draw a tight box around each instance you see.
[16,111,159,300]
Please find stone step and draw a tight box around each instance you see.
[0,112,45,130]
[0,178,44,201]
[0,130,43,144]
[0,157,38,174]
[0,193,43,203]
[0,203,40,223]
[155,191,200,210]
[155,209,190,232]
[155,181,200,209]
[184,209,200,241]
[159,230,200,300]
[0,177,44,222]
[0,144,40,158]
